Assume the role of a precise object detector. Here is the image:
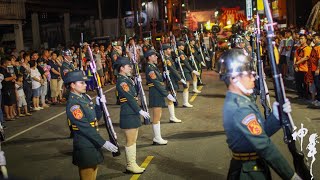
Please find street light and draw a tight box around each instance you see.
[182,3,185,7]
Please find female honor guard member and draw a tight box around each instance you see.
[218,49,301,180]
[189,38,204,91]
[145,50,176,145]
[114,57,150,174]
[162,44,186,122]
[65,70,118,180]
[177,41,200,107]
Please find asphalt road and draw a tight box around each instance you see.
[2,70,320,180]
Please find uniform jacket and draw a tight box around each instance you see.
[146,62,168,97]
[223,91,294,179]
[66,92,105,167]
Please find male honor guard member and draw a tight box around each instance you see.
[60,48,76,138]
[114,57,150,173]
[60,48,76,80]
[145,50,176,145]
[177,41,200,107]
[162,44,186,122]
[229,34,249,56]
[65,70,118,180]
[218,49,301,180]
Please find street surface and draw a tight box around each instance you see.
[3,70,320,180]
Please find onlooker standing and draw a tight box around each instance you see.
[308,34,320,106]
[15,75,32,117]
[30,60,43,111]
[47,51,61,105]
[37,58,50,108]
[284,31,294,80]
[0,72,4,125]
[294,34,312,99]
[1,59,17,120]
[20,53,33,112]
[278,31,287,76]
[93,44,105,87]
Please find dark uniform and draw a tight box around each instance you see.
[146,62,168,108]
[111,50,120,104]
[142,43,153,55]
[188,43,202,71]
[116,73,142,129]
[61,60,76,137]
[164,53,182,90]
[223,92,294,179]
[65,71,105,168]
[178,49,193,81]
[61,61,75,81]
[219,49,295,180]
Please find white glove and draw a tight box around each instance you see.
[291,173,302,180]
[102,141,118,153]
[205,57,210,61]
[96,95,107,106]
[192,70,200,76]
[165,70,170,76]
[272,98,292,120]
[139,110,150,119]
[0,151,6,166]
[201,62,206,66]
[136,75,142,82]
[167,94,176,102]
[180,79,187,85]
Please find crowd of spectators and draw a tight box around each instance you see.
[272,27,320,108]
[0,39,152,128]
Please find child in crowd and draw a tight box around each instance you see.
[85,59,95,91]
[15,75,32,116]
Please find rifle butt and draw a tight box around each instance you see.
[288,142,311,179]
[144,117,151,125]
[109,136,121,157]
[174,101,178,107]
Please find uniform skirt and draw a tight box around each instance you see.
[73,147,104,168]
[149,90,166,108]
[120,114,142,129]
[184,72,192,81]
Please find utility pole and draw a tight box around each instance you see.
[138,0,143,39]
[118,0,122,37]
[167,0,173,31]
[98,0,103,36]
[133,0,138,36]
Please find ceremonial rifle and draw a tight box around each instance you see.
[194,31,207,67]
[255,14,271,118]
[262,0,311,178]
[79,33,83,70]
[170,33,186,82]
[200,24,211,62]
[185,34,203,84]
[158,41,178,105]
[130,41,151,125]
[87,46,121,157]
